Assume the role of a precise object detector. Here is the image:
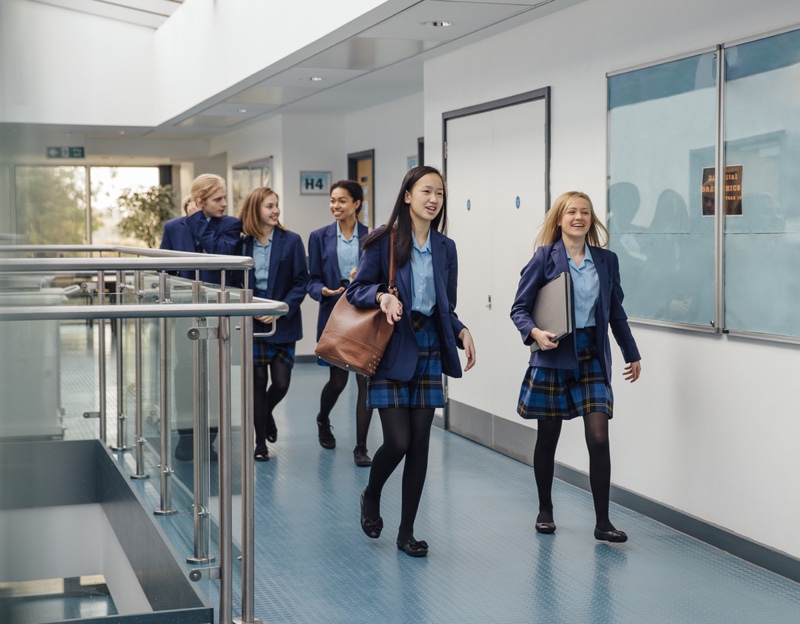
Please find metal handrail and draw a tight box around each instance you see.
[0,245,268,623]
[0,301,287,321]
[0,244,236,258]
[0,256,254,272]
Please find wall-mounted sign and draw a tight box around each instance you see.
[701,165,743,216]
[299,171,331,195]
[46,146,85,159]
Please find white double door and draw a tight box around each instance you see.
[445,97,547,422]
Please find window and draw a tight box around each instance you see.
[14,166,161,246]
[607,27,800,342]
[232,158,273,214]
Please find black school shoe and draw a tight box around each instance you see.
[353,445,372,467]
[317,418,336,449]
[594,526,628,543]
[397,537,429,557]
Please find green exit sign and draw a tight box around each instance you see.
[46,146,85,159]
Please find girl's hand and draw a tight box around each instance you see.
[623,360,641,383]
[460,329,476,371]
[321,286,345,297]
[349,267,358,280]
[255,315,275,325]
[379,293,403,325]
[531,327,559,351]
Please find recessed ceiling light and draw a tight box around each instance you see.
[309,76,324,82]
[238,108,248,113]
[423,20,452,27]
[118,130,126,135]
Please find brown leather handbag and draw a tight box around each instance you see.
[314,231,397,376]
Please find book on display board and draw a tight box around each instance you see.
[529,272,573,353]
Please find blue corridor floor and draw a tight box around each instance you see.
[58,326,800,623]
[237,363,800,624]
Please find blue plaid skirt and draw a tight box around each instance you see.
[517,328,613,420]
[253,319,295,369]
[367,311,445,409]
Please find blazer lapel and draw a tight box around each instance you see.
[267,229,284,297]
[324,223,339,284]
[593,247,609,310]
[551,239,570,275]
[430,231,447,303]
[357,222,369,259]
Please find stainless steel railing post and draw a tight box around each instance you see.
[97,270,107,445]
[217,289,233,624]
[110,270,128,451]
[236,288,260,624]
[188,280,213,564]
[131,270,149,480]
[154,272,177,516]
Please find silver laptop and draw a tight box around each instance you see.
[529,272,573,352]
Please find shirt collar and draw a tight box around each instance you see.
[413,234,431,254]
[254,230,274,248]
[568,243,594,269]
[336,221,358,242]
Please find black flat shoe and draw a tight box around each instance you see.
[266,417,278,444]
[360,490,382,538]
[254,448,270,462]
[397,537,429,557]
[317,419,336,449]
[535,521,556,534]
[353,445,372,467]
[594,527,628,543]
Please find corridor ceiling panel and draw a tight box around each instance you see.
[30,0,183,29]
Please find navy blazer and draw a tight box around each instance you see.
[160,211,242,284]
[510,239,640,383]
[307,221,369,341]
[347,228,467,381]
[232,229,309,344]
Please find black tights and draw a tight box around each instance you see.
[253,362,291,450]
[318,367,373,446]
[533,412,615,531]
[362,407,434,541]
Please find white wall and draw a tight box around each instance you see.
[424,0,800,558]
[0,0,156,126]
[345,92,424,227]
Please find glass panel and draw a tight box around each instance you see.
[232,157,273,213]
[90,166,161,247]
[723,28,800,338]
[15,166,87,244]
[608,52,718,326]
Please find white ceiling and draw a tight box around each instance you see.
[30,0,184,29]
[14,0,583,145]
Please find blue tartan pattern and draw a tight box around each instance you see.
[367,312,445,409]
[517,328,613,420]
[253,333,295,369]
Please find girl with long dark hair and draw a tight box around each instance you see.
[347,166,476,557]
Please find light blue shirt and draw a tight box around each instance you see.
[411,235,435,316]
[568,244,599,329]
[253,231,274,292]
[336,222,359,282]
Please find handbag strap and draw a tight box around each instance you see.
[388,229,398,297]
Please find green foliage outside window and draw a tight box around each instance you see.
[116,185,175,248]
[15,166,87,245]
